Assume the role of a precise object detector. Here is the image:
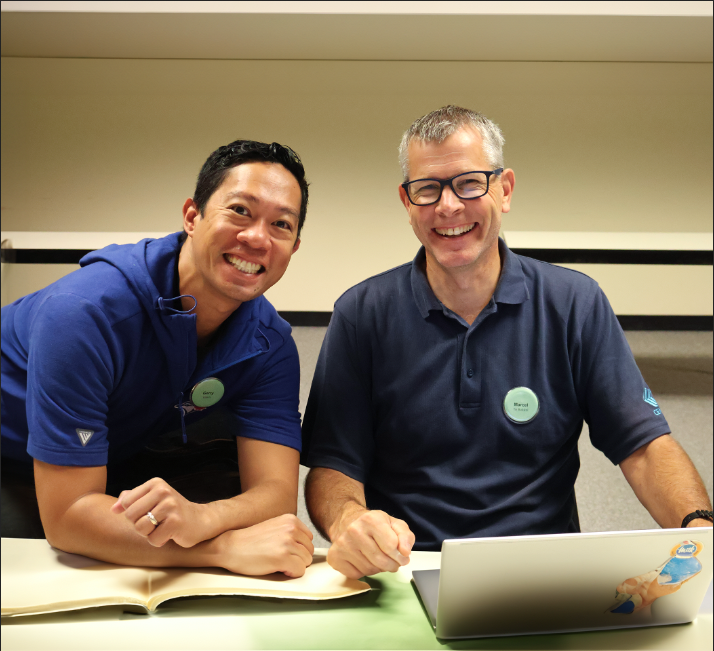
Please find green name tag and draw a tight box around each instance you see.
[190,377,225,408]
[503,386,539,424]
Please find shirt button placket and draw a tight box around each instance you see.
[459,330,481,408]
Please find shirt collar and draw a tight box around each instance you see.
[410,237,529,319]
[494,237,530,305]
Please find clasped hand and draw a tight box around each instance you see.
[327,508,415,579]
[215,515,315,578]
[110,478,315,577]
[110,477,211,548]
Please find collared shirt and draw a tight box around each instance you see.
[301,239,670,551]
[1,233,302,467]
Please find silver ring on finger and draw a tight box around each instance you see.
[146,511,159,527]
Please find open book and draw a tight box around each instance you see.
[1,538,370,616]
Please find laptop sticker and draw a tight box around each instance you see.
[606,540,703,614]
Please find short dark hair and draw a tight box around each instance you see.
[193,140,309,238]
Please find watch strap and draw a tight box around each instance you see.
[681,510,714,528]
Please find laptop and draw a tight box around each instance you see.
[412,527,713,640]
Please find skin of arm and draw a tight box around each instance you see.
[305,467,415,579]
[111,437,300,547]
[619,434,712,529]
[35,441,314,577]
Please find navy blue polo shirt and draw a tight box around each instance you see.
[301,239,671,551]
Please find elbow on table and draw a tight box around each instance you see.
[41,517,75,553]
[38,492,106,555]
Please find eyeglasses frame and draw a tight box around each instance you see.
[401,168,504,206]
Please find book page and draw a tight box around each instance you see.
[147,552,370,610]
[1,538,150,616]
[2,540,370,616]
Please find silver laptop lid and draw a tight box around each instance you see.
[436,528,713,639]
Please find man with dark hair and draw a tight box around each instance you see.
[1,139,315,577]
[301,106,712,580]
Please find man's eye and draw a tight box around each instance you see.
[456,180,485,191]
[275,220,293,231]
[231,206,249,215]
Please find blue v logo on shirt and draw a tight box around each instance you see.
[643,388,662,415]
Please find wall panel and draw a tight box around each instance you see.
[2,58,711,311]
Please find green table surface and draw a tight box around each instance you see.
[2,550,711,650]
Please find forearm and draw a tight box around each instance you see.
[305,467,368,541]
[44,492,223,569]
[202,478,297,539]
[620,434,712,528]
[306,467,415,578]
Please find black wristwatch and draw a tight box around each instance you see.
[681,510,714,528]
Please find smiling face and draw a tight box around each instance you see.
[182,161,302,312]
[398,127,514,279]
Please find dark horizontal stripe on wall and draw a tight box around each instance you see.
[279,312,332,327]
[4,248,712,266]
[283,312,711,331]
[616,316,712,331]
[511,249,713,265]
[0,249,93,264]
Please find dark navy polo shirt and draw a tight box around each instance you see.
[301,240,671,551]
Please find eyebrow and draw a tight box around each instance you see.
[223,191,300,220]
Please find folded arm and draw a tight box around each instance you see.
[619,434,712,528]
[305,466,414,578]
[112,437,300,546]
[36,441,313,577]
[195,436,301,538]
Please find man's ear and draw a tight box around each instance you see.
[182,198,201,235]
[398,184,414,225]
[398,184,411,211]
[292,238,301,254]
[500,169,516,214]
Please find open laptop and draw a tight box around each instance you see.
[412,527,713,640]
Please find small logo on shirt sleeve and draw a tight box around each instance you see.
[643,388,662,415]
[76,429,95,446]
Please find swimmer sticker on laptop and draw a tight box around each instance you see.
[606,540,704,615]
[503,387,539,424]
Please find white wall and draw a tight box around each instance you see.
[1,57,712,312]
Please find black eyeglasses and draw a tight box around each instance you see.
[401,169,503,206]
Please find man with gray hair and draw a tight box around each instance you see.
[301,105,712,579]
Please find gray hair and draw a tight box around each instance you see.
[398,105,505,181]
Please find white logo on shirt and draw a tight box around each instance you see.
[76,429,94,446]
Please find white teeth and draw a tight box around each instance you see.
[435,223,475,236]
[226,254,262,274]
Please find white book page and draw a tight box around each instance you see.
[1,539,150,616]
[147,552,369,609]
[1,540,370,616]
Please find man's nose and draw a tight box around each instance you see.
[436,184,464,214]
[238,220,270,248]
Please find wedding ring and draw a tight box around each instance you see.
[146,511,159,527]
